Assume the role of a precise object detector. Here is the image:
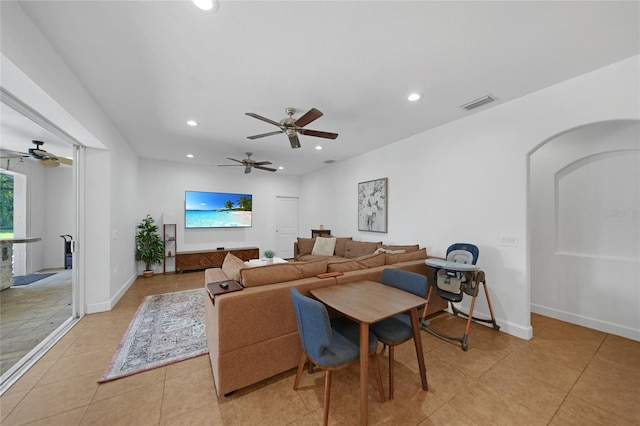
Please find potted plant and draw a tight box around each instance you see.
[135,214,165,277]
[264,249,275,264]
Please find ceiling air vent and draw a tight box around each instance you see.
[460,94,496,111]
[324,159,336,164]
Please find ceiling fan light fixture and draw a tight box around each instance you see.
[407,92,422,102]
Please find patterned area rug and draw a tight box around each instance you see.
[98,288,208,382]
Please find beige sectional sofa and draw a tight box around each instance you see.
[203,238,447,397]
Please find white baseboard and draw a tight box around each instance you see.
[531,304,640,341]
[85,273,137,314]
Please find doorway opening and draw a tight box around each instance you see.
[0,91,83,394]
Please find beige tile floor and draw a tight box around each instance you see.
[1,271,639,425]
[0,269,72,376]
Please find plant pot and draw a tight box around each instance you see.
[265,258,273,265]
[143,270,154,278]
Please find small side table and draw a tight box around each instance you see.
[311,229,331,237]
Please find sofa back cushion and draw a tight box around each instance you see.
[327,260,360,273]
[221,252,246,282]
[382,244,420,253]
[334,237,353,257]
[344,240,382,258]
[356,252,386,268]
[292,258,329,277]
[327,252,385,273]
[297,237,316,256]
[240,263,303,287]
[385,248,428,265]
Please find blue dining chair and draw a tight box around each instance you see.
[370,268,427,399]
[290,287,384,426]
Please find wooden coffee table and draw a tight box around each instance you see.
[311,280,428,425]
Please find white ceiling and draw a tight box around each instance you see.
[7,1,640,175]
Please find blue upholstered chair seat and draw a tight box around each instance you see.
[318,317,379,367]
[370,313,413,343]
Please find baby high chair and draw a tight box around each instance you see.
[422,243,499,350]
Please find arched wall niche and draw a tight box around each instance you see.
[529,119,639,341]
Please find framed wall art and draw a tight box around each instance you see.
[357,177,387,233]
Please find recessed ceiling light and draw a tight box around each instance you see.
[315,145,323,150]
[186,154,194,158]
[192,0,219,12]
[407,93,422,102]
[187,120,198,126]
[278,166,284,170]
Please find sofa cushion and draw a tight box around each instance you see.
[334,237,353,257]
[297,237,316,256]
[374,247,406,255]
[356,252,386,268]
[221,252,246,282]
[385,248,428,265]
[344,240,382,258]
[297,254,344,262]
[311,237,337,256]
[327,252,385,273]
[327,259,361,273]
[382,244,420,253]
[292,258,329,277]
[240,263,303,287]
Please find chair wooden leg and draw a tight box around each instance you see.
[323,371,332,426]
[370,353,385,403]
[294,352,307,390]
[388,345,395,400]
[461,296,477,351]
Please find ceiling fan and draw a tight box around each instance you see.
[217,152,277,174]
[1,140,73,167]
[245,107,338,149]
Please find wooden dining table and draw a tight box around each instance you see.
[310,280,429,425]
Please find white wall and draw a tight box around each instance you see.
[138,158,301,273]
[300,56,640,340]
[530,120,639,340]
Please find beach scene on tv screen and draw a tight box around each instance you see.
[185,191,252,228]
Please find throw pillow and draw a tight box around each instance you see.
[221,252,246,282]
[297,237,316,256]
[311,237,337,256]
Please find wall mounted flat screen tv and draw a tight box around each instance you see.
[185,191,252,228]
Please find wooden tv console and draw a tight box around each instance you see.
[175,247,259,272]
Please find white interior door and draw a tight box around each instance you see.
[275,196,299,259]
